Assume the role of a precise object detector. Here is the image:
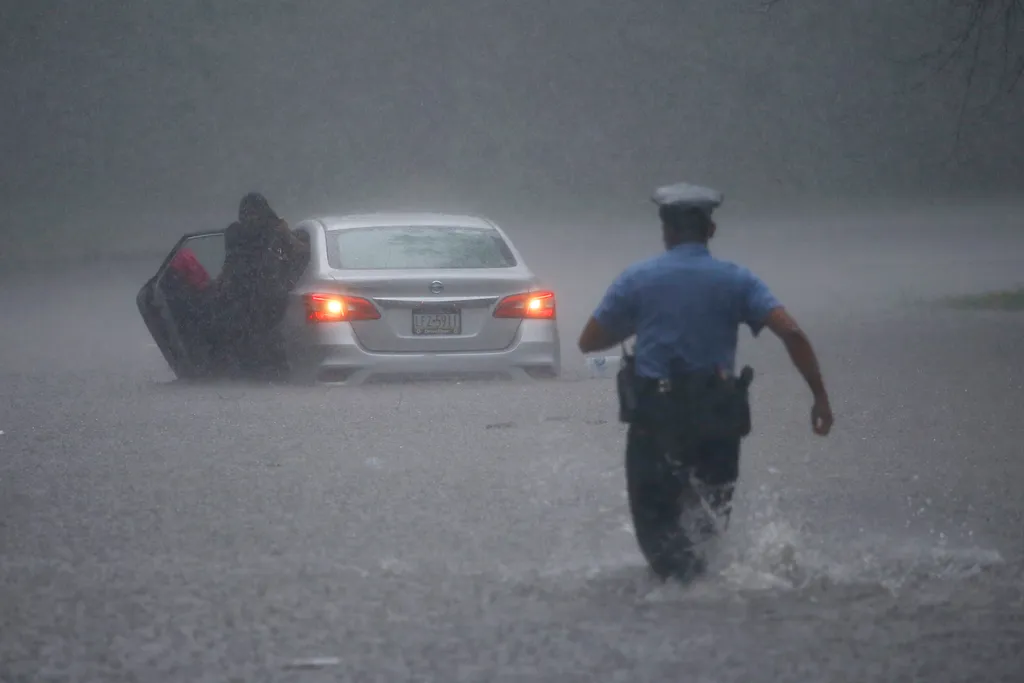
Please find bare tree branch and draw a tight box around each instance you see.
[760,0,1024,94]
[760,0,1023,146]
[1000,0,1024,91]
[953,9,987,149]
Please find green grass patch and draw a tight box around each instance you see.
[940,287,1024,311]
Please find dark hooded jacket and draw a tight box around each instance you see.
[217,193,305,333]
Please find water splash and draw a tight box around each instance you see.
[674,484,1005,598]
[367,482,1005,607]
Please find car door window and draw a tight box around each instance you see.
[177,233,226,281]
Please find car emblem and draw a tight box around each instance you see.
[429,280,444,294]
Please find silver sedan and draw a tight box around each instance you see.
[138,212,561,384]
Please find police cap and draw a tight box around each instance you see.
[651,182,724,217]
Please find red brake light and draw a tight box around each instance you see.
[493,290,556,319]
[305,293,380,323]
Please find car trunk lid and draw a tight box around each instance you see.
[328,269,538,352]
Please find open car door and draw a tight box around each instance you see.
[136,231,225,379]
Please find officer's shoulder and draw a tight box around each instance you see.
[708,255,759,280]
[620,252,672,281]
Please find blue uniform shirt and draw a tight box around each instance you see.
[592,243,782,378]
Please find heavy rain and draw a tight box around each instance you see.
[2,1,1023,681]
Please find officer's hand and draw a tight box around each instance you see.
[811,398,833,436]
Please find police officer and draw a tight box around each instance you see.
[577,182,834,580]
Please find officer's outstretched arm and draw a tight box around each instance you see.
[578,316,622,353]
[763,308,828,403]
[764,308,833,435]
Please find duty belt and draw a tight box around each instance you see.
[635,366,755,395]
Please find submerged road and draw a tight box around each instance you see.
[2,209,1023,681]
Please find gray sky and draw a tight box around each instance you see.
[2,0,1022,230]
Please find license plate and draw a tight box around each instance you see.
[412,309,461,335]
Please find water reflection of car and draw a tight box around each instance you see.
[137,212,562,384]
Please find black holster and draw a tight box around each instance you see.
[674,367,754,440]
[617,342,640,423]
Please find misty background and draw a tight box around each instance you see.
[2,0,1022,265]
[4,5,1024,679]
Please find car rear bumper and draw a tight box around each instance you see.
[285,319,561,384]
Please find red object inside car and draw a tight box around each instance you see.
[169,247,211,289]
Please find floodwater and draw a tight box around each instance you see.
[1,205,1023,681]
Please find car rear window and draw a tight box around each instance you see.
[327,226,518,269]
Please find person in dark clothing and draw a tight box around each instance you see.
[211,193,309,377]
[222,192,307,302]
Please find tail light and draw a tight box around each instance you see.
[305,293,381,323]
[493,290,556,320]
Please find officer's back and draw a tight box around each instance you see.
[576,182,833,582]
[579,181,832,436]
[581,183,780,381]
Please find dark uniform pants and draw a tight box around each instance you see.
[625,421,741,578]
